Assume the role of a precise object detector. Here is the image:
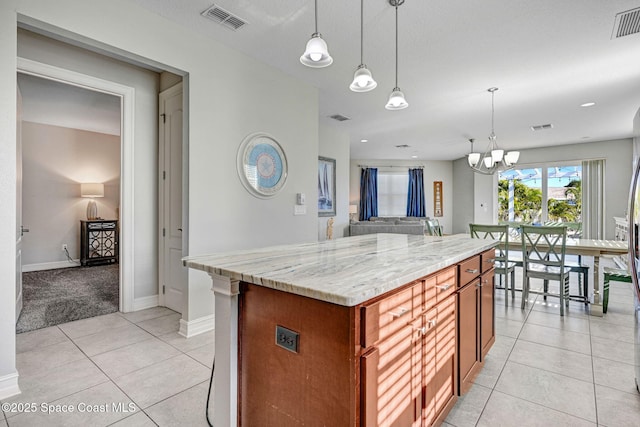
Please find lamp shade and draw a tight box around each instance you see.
[300,34,333,67]
[385,88,408,110]
[81,183,104,198]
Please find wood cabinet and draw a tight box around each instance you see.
[238,251,493,426]
[457,249,495,395]
[80,220,118,266]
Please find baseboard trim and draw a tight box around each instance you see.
[179,315,214,338]
[0,371,21,400]
[22,260,80,272]
[132,295,159,312]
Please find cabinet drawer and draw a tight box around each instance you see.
[424,266,456,309]
[480,248,497,273]
[458,256,481,287]
[361,281,422,348]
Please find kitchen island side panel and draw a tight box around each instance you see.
[239,282,360,426]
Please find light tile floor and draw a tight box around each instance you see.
[2,308,214,426]
[445,257,640,427]
[2,258,640,426]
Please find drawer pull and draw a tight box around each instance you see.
[416,327,427,336]
[485,258,495,264]
[465,268,479,274]
[427,319,437,328]
[437,284,452,292]
[389,307,409,318]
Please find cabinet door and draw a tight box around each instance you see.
[434,296,457,417]
[457,279,479,395]
[480,270,495,359]
[361,318,422,427]
[421,308,438,425]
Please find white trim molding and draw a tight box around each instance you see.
[0,371,21,400]
[17,57,135,314]
[22,260,80,272]
[132,295,159,312]
[178,314,214,338]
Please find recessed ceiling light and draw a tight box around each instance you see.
[360,139,368,143]
[411,155,418,159]
[580,102,596,107]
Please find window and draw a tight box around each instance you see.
[499,164,582,233]
[377,172,408,216]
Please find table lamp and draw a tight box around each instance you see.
[349,204,358,222]
[81,183,104,220]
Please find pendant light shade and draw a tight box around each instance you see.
[350,0,377,92]
[386,87,408,110]
[301,0,333,68]
[350,65,377,91]
[385,0,408,110]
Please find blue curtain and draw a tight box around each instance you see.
[406,168,425,217]
[359,168,378,221]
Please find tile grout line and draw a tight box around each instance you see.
[472,293,536,426]
[588,310,600,426]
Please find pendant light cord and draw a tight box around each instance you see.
[394,4,398,87]
[314,0,318,34]
[491,90,495,135]
[360,0,364,64]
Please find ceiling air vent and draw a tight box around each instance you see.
[395,144,410,148]
[201,4,247,31]
[531,124,553,131]
[329,114,351,122]
[612,7,640,39]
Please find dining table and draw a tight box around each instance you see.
[503,238,629,316]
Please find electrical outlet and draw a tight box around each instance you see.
[61,244,68,252]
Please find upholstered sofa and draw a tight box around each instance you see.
[349,217,427,236]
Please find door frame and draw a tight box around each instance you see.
[17,57,135,312]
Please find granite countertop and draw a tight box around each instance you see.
[183,233,497,307]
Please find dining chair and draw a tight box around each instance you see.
[602,267,632,313]
[520,225,571,316]
[542,221,589,304]
[426,218,443,236]
[469,223,518,305]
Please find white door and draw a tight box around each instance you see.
[16,85,24,322]
[159,83,185,313]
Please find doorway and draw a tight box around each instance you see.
[17,57,136,322]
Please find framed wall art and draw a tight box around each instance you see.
[318,157,336,217]
[237,132,288,198]
[433,181,443,217]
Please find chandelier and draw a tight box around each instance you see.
[467,87,519,174]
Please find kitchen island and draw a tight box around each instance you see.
[184,233,497,426]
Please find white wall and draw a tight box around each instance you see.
[0,2,18,399]
[319,124,350,240]
[21,122,120,268]
[1,0,320,388]
[349,159,454,234]
[452,138,634,238]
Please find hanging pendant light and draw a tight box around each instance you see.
[350,0,377,92]
[300,0,333,68]
[385,0,408,110]
[467,87,520,175]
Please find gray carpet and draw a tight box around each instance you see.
[16,264,119,334]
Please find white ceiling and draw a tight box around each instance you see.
[19,1,640,161]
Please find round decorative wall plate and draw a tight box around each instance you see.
[237,132,288,198]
